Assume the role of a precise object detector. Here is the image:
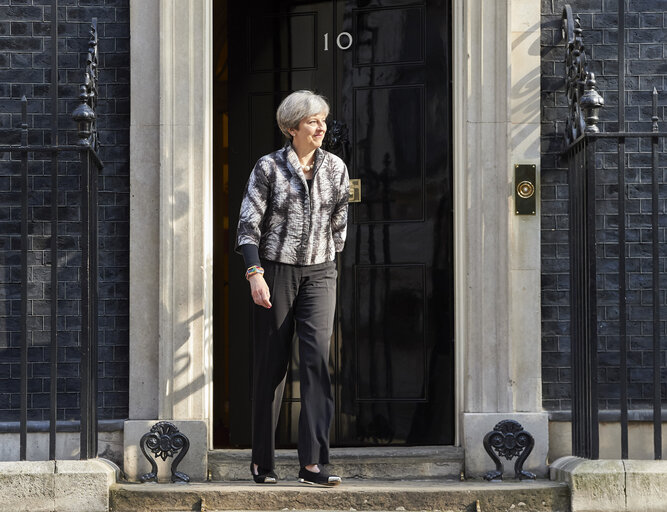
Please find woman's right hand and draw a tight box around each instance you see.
[249,274,272,309]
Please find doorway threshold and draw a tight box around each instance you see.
[208,446,464,481]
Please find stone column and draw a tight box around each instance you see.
[454,0,547,477]
[156,0,213,425]
[126,0,213,482]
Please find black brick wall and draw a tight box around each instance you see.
[541,0,667,411]
[2,0,662,423]
[0,0,129,422]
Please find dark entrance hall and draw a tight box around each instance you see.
[213,0,454,448]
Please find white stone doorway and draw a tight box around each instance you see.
[128,0,548,480]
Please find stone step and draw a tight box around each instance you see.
[109,479,570,512]
[208,446,465,481]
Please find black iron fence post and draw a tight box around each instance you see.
[584,136,599,460]
[617,0,629,460]
[77,145,101,459]
[20,96,29,462]
[651,88,662,460]
[80,149,93,459]
[49,0,59,462]
[72,17,101,460]
[567,135,599,460]
[562,5,601,459]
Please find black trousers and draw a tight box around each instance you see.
[251,260,337,469]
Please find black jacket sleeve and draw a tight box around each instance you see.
[240,243,261,269]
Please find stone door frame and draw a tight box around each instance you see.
[127,0,547,479]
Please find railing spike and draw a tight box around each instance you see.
[652,88,659,132]
[20,97,28,143]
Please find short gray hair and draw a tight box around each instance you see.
[276,90,330,138]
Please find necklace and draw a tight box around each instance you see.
[296,150,315,173]
[299,158,314,173]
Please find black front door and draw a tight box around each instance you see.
[226,0,453,447]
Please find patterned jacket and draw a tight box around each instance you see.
[235,145,350,265]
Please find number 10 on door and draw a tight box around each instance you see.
[324,32,353,51]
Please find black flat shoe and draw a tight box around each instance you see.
[251,462,277,484]
[298,465,341,486]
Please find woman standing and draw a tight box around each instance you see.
[236,90,349,486]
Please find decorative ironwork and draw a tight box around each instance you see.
[483,420,536,481]
[72,18,99,150]
[0,8,105,461]
[580,74,604,133]
[562,5,604,146]
[140,421,191,483]
[322,119,349,162]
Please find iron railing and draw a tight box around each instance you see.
[0,1,102,460]
[562,4,666,460]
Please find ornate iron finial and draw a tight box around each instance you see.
[562,5,602,145]
[72,85,96,145]
[139,421,191,483]
[483,419,536,481]
[71,18,99,150]
[580,73,604,133]
[652,87,659,132]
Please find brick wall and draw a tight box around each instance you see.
[0,0,129,421]
[541,0,667,411]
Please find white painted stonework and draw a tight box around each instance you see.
[550,421,667,462]
[123,420,207,482]
[551,457,667,512]
[128,0,212,479]
[128,0,545,477]
[129,0,160,421]
[0,431,123,467]
[0,460,118,512]
[463,413,548,479]
[156,0,213,426]
[455,0,546,477]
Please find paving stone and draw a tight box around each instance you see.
[110,479,570,512]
